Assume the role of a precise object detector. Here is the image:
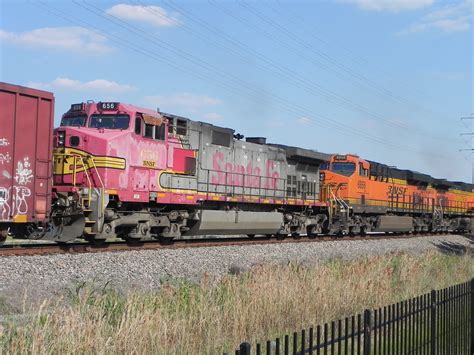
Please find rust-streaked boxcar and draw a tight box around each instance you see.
[0,82,54,237]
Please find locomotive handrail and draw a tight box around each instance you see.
[88,157,106,220]
[198,167,319,204]
[53,152,94,207]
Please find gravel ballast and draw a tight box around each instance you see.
[0,234,471,307]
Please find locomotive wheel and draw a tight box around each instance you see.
[124,237,143,245]
[85,235,106,246]
[0,230,8,244]
[307,225,319,239]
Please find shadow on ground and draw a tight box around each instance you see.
[432,234,473,256]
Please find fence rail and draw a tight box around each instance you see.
[226,279,473,355]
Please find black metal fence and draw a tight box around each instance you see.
[226,279,473,355]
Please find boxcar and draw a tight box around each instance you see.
[0,82,54,239]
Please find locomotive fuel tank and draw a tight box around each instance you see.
[186,210,283,235]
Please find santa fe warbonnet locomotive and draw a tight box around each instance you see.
[1,82,473,243]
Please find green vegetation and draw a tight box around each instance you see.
[0,252,472,354]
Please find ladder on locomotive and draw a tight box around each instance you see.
[322,184,351,224]
[70,154,106,236]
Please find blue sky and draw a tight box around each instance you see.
[1,0,472,182]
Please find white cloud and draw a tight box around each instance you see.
[144,93,222,111]
[297,117,312,125]
[27,78,135,94]
[345,0,433,12]
[106,4,180,27]
[267,119,284,128]
[400,0,473,34]
[0,27,112,54]
[203,112,224,122]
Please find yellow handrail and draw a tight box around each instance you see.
[54,152,95,206]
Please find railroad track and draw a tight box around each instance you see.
[0,232,455,257]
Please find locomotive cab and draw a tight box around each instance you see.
[320,154,370,202]
[51,101,171,242]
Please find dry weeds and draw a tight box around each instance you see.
[1,251,472,354]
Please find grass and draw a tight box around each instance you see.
[0,251,472,354]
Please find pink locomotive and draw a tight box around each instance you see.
[51,101,328,243]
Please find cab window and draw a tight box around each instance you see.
[331,162,356,177]
[144,124,154,138]
[134,116,142,135]
[143,123,165,141]
[359,163,368,177]
[155,124,165,140]
[60,115,87,127]
[320,162,329,170]
[89,114,129,130]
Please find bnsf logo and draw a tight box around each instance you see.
[143,160,156,168]
[388,186,407,196]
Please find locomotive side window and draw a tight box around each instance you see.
[359,163,368,177]
[144,124,154,138]
[142,114,165,140]
[154,124,166,140]
[135,116,142,135]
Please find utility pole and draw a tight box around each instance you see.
[460,114,474,184]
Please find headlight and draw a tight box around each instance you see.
[57,131,65,147]
[70,136,80,147]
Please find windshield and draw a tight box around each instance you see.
[331,162,356,177]
[60,115,87,127]
[320,162,329,170]
[89,114,130,130]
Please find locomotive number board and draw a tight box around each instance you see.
[70,103,84,111]
[98,102,119,110]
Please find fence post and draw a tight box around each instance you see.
[471,279,474,355]
[430,289,437,355]
[239,342,251,355]
[363,309,371,355]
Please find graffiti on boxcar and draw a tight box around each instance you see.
[0,138,9,147]
[210,151,280,189]
[13,186,31,214]
[14,157,33,185]
[0,187,11,221]
[0,152,12,165]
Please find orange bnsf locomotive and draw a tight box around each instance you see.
[1,82,473,243]
[320,154,474,235]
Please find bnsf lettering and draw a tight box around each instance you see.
[211,151,280,188]
[143,160,156,168]
[388,186,407,196]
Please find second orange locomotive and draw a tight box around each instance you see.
[320,154,474,235]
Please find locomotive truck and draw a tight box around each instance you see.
[1,82,473,244]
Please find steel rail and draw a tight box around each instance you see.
[0,232,460,257]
